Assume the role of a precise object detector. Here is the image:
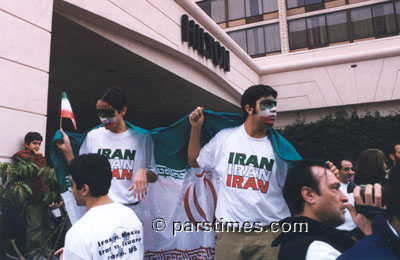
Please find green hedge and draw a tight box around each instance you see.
[278,110,400,164]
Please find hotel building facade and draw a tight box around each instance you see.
[1,0,400,160]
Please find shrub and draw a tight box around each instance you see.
[278,110,400,165]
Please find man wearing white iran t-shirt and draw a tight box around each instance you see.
[188,84,292,260]
[56,88,156,222]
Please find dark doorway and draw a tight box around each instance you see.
[46,13,241,152]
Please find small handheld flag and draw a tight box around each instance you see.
[60,91,77,130]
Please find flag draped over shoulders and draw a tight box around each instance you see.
[50,110,301,259]
[50,110,301,189]
[147,110,301,171]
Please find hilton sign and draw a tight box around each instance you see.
[181,14,230,72]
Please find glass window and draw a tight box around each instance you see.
[306,15,327,46]
[395,1,400,30]
[246,0,263,17]
[229,0,245,20]
[289,19,307,49]
[198,1,211,17]
[198,0,226,23]
[326,11,348,43]
[263,0,278,13]
[305,0,322,5]
[372,2,397,36]
[287,0,304,9]
[228,30,248,52]
[246,27,265,55]
[264,23,281,52]
[351,6,374,39]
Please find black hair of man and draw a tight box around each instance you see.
[389,143,400,166]
[69,154,112,197]
[283,159,328,216]
[335,156,354,170]
[96,88,127,113]
[385,164,400,221]
[390,143,400,155]
[24,132,43,144]
[240,84,278,121]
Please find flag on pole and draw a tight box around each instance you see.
[60,91,77,130]
[50,111,301,259]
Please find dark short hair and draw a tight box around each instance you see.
[354,149,386,185]
[69,154,112,197]
[24,132,43,144]
[96,88,127,113]
[283,159,327,216]
[241,84,278,121]
[390,143,400,155]
[335,157,354,170]
[385,165,400,220]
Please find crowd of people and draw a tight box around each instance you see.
[3,85,400,260]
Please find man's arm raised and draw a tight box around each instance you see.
[55,129,75,164]
[188,107,204,168]
[345,183,385,235]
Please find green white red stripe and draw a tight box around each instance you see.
[61,91,77,130]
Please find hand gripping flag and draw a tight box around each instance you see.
[50,111,302,257]
[60,91,77,130]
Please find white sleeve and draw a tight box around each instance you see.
[305,241,341,260]
[63,250,87,260]
[63,229,89,260]
[196,134,219,172]
[79,133,91,155]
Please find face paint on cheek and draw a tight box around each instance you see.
[259,98,278,118]
[259,107,277,117]
[99,116,117,124]
[97,108,117,125]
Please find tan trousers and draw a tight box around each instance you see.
[215,229,281,260]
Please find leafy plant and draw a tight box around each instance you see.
[0,159,60,208]
[1,158,67,260]
[278,110,400,165]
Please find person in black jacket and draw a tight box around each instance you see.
[338,165,400,259]
[272,160,380,260]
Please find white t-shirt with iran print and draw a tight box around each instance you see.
[80,127,155,204]
[63,202,144,260]
[197,124,290,226]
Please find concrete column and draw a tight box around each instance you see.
[0,0,53,161]
[278,0,289,54]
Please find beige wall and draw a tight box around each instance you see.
[256,36,400,127]
[0,0,53,161]
[2,0,400,158]
[53,0,261,106]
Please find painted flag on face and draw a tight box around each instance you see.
[61,91,77,130]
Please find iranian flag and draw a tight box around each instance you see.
[60,91,77,130]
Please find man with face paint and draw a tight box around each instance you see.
[188,85,293,260]
[56,88,156,221]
